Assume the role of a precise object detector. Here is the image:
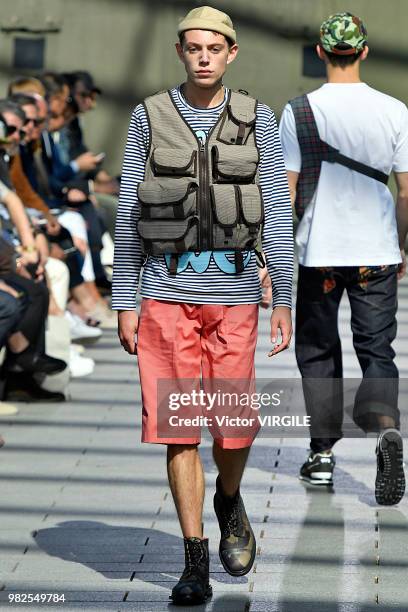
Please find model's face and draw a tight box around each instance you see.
[33,97,48,139]
[2,111,23,155]
[176,29,238,89]
[48,97,66,132]
[74,81,97,113]
[21,103,38,142]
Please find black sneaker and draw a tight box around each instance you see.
[299,451,335,486]
[375,428,405,506]
[5,374,65,403]
[170,537,212,606]
[6,351,67,375]
[213,476,256,577]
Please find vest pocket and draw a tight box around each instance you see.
[210,185,239,227]
[151,148,197,177]
[211,184,263,250]
[137,217,198,255]
[138,179,197,219]
[237,184,264,226]
[216,103,256,145]
[211,144,259,183]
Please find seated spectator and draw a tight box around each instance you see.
[62,71,118,241]
[63,71,119,195]
[30,76,115,322]
[0,235,67,402]
[0,66,120,398]
[0,108,97,387]
[1,93,112,328]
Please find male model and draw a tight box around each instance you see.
[280,12,408,504]
[113,6,293,604]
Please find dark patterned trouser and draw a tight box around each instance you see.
[295,264,399,453]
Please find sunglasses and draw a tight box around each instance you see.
[24,117,44,127]
[78,91,95,99]
[5,125,26,139]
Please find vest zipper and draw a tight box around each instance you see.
[198,135,211,251]
[167,89,232,252]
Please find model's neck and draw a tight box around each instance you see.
[326,64,362,83]
[182,80,225,109]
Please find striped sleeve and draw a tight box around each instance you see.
[257,103,294,308]
[112,105,148,310]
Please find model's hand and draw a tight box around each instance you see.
[268,306,292,357]
[75,151,100,172]
[397,249,407,281]
[118,310,139,354]
[18,249,39,267]
[49,243,66,260]
[16,262,31,279]
[259,267,272,309]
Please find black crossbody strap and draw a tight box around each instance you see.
[324,144,389,185]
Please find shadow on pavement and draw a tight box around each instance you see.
[278,487,345,611]
[33,521,247,588]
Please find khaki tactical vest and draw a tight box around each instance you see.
[137,89,264,274]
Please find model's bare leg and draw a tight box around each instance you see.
[8,332,29,354]
[84,281,107,305]
[167,444,204,538]
[212,443,250,496]
[48,293,64,317]
[378,415,396,429]
[70,283,99,313]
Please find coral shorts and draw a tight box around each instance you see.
[137,299,259,449]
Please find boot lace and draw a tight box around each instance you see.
[183,539,205,579]
[222,496,245,539]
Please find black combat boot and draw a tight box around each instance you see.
[170,537,212,606]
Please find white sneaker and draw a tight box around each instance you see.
[0,402,18,416]
[65,311,103,340]
[71,343,85,355]
[69,347,95,378]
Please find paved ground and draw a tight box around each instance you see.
[0,277,408,611]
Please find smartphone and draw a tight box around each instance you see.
[62,246,78,255]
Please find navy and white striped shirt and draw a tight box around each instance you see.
[112,86,293,309]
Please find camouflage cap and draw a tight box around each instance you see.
[320,12,367,55]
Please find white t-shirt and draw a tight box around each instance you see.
[279,83,408,266]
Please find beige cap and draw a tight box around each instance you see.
[178,6,236,44]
